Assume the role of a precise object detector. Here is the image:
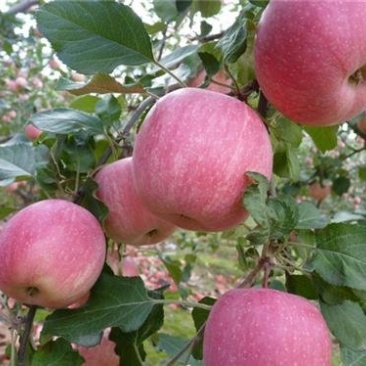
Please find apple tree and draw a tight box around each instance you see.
[0,0,366,365]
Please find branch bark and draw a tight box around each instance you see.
[6,0,39,15]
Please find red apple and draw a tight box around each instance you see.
[254,1,366,126]
[95,157,176,245]
[308,181,332,201]
[121,256,139,277]
[0,199,106,309]
[77,329,120,366]
[24,124,42,141]
[203,288,332,366]
[132,88,273,232]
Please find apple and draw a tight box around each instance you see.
[24,123,42,141]
[254,1,366,126]
[0,199,106,309]
[121,256,139,277]
[203,288,332,366]
[132,87,273,232]
[308,181,332,201]
[187,68,232,94]
[95,157,176,245]
[77,329,120,366]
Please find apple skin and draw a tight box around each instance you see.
[95,157,176,245]
[203,288,332,366]
[24,123,42,141]
[0,199,106,309]
[357,118,366,134]
[254,0,366,126]
[132,88,273,232]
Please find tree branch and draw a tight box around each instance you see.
[6,0,39,14]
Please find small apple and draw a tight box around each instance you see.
[308,181,332,201]
[15,76,27,90]
[77,329,120,366]
[0,199,106,309]
[24,123,42,141]
[95,157,176,245]
[203,288,332,366]
[254,1,366,126]
[132,88,273,232]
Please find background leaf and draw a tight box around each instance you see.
[311,224,366,291]
[36,1,154,74]
[31,338,83,366]
[42,274,154,344]
[29,108,104,135]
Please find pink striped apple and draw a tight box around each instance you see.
[95,157,176,246]
[254,0,366,126]
[203,288,332,366]
[0,199,106,309]
[132,88,273,232]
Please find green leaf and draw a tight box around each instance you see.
[36,1,154,74]
[310,223,366,291]
[109,288,165,365]
[157,333,202,366]
[341,347,366,366]
[159,45,199,70]
[304,125,339,152]
[57,73,144,96]
[153,0,179,22]
[70,95,101,114]
[29,109,104,136]
[216,14,247,63]
[191,297,215,360]
[0,206,14,220]
[270,115,303,147]
[273,143,300,179]
[31,338,83,366]
[358,167,366,182]
[243,172,270,227]
[321,301,366,350]
[267,196,299,240]
[332,176,351,196]
[0,144,45,184]
[285,274,318,300]
[296,201,328,229]
[192,0,221,18]
[95,95,122,127]
[42,274,154,344]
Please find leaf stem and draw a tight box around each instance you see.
[17,305,37,366]
[153,60,187,87]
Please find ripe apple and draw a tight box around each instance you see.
[95,157,176,246]
[132,87,273,232]
[77,329,120,366]
[24,123,42,141]
[308,181,332,201]
[203,288,332,366]
[0,199,106,309]
[254,1,366,126]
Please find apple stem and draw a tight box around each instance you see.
[17,305,37,366]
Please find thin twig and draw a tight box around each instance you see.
[17,305,37,366]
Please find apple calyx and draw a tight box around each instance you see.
[26,286,39,297]
[349,65,366,85]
